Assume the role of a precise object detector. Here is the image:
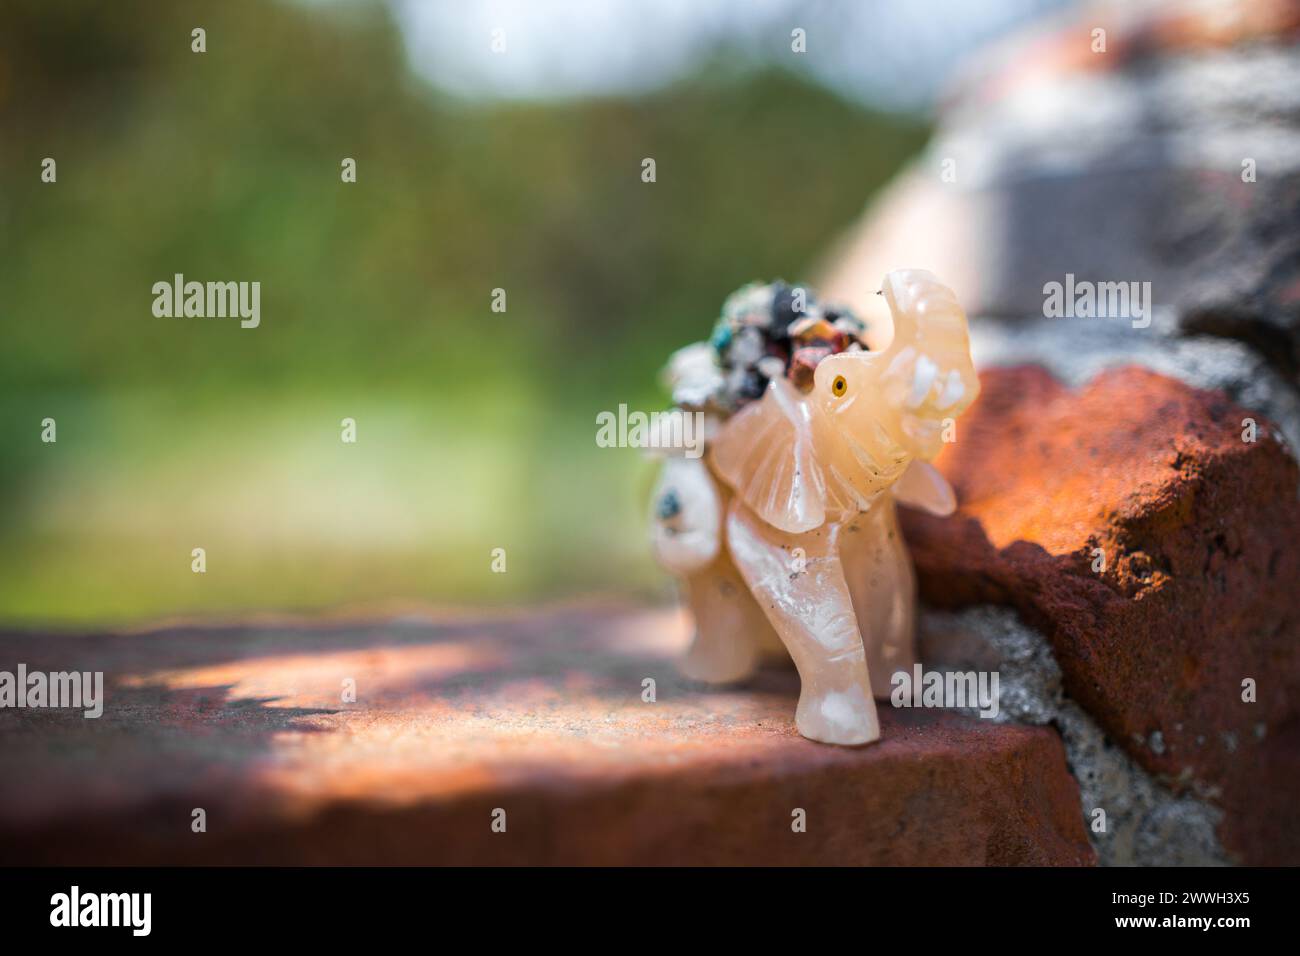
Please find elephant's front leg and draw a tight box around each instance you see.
[840,501,917,699]
[726,500,879,745]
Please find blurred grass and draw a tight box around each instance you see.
[0,0,929,624]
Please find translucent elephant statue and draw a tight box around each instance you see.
[650,270,979,745]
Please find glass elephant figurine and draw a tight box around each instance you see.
[649,270,979,745]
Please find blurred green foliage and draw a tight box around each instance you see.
[0,0,928,624]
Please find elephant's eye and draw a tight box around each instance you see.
[831,375,848,397]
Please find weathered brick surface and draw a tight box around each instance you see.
[900,365,1300,864]
[0,604,1092,865]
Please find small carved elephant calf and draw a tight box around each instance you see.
[650,270,979,745]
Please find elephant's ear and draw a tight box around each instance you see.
[892,459,956,516]
[709,379,827,534]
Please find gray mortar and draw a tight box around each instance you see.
[911,39,1300,450]
[918,605,1229,866]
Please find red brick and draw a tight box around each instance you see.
[900,365,1300,864]
[0,605,1092,865]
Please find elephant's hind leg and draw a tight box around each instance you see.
[651,456,782,684]
[679,547,777,683]
[725,500,879,745]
